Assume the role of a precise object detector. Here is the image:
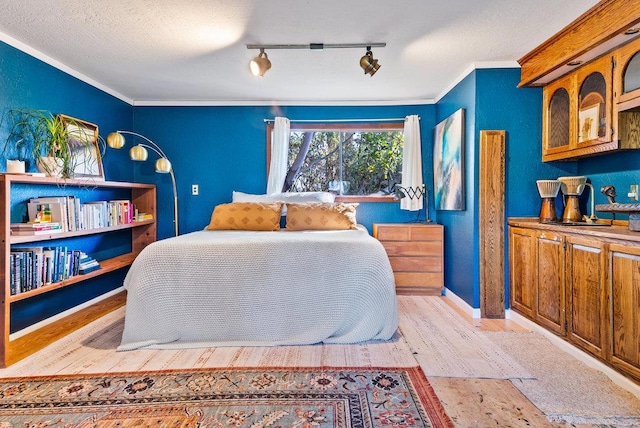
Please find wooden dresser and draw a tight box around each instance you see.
[373,223,444,295]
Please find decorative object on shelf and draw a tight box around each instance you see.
[595,202,640,231]
[5,159,25,174]
[536,179,561,223]
[245,42,385,77]
[106,131,178,236]
[394,184,430,223]
[558,176,588,223]
[433,108,465,211]
[2,109,104,179]
[601,185,617,204]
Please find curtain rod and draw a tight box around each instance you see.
[263,117,418,123]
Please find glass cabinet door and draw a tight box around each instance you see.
[578,71,606,143]
[547,87,570,149]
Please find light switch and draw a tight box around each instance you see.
[192,184,199,195]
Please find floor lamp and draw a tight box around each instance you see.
[106,131,179,237]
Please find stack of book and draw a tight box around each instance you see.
[9,247,102,295]
[78,253,101,275]
[10,222,62,236]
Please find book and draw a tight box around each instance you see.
[79,263,101,275]
[11,227,62,236]
[11,222,60,229]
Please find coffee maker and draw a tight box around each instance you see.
[557,176,587,223]
[536,180,561,223]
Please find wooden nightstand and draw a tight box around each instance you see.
[373,223,444,295]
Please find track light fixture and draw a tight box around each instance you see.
[249,48,271,77]
[360,46,380,76]
[246,42,385,77]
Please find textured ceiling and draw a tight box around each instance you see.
[0,0,600,105]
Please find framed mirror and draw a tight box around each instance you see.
[58,114,104,180]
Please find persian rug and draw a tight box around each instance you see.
[0,366,453,427]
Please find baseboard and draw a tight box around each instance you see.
[443,287,481,318]
[507,309,640,399]
[9,286,125,341]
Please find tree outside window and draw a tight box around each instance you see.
[268,123,404,199]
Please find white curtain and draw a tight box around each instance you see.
[266,116,290,194]
[401,115,424,211]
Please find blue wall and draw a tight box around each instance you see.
[131,105,437,239]
[435,72,477,305]
[0,40,134,331]
[435,68,578,307]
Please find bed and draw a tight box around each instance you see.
[118,225,398,351]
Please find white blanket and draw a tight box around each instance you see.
[118,226,398,350]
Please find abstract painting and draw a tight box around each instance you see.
[433,108,464,210]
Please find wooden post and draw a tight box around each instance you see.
[479,131,506,318]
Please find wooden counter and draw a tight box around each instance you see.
[508,217,640,383]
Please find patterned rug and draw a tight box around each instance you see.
[0,366,453,427]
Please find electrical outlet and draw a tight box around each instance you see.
[629,184,638,201]
[192,184,199,196]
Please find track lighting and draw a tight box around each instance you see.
[249,49,271,77]
[246,42,385,77]
[360,47,380,76]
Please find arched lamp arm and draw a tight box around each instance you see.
[116,130,171,160]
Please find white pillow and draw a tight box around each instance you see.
[232,191,336,214]
[232,191,335,211]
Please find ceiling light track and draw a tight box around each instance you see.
[246,42,386,77]
[246,43,386,50]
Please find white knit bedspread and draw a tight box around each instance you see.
[118,226,398,350]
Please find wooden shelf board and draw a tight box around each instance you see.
[10,220,154,244]
[8,252,138,303]
[5,291,126,367]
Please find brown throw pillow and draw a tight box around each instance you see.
[285,203,358,231]
[206,202,283,231]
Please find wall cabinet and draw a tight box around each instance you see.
[519,1,640,162]
[541,54,628,161]
[373,223,444,295]
[509,220,640,382]
[0,174,156,367]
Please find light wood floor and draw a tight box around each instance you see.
[0,294,612,428]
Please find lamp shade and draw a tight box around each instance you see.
[129,145,148,161]
[250,50,271,77]
[106,132,126,149]
[360,50,380,76]
[155,157,172,173]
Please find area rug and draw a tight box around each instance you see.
[486,331,640,427]
[0,366,453,427]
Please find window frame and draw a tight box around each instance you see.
[266,122,404,202]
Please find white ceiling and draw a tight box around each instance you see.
[0,0,600,106]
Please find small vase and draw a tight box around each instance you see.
[6,159,26,174]
[36,156,65,177]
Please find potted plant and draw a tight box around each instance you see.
[2,109,96,178]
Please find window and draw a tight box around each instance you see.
[267,122,404,201]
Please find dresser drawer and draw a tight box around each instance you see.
[380,241,441,257]
[373,223,444,295]
[388,256,442,272]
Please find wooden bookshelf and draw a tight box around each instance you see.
[0,173,156,367]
